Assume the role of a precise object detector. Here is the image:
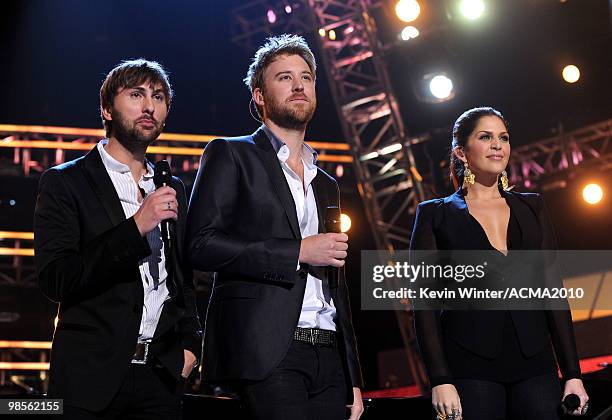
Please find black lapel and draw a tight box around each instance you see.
[444,187,490,250]
[80,145,126,227]
[163,176,186,299]
[444,187,472,227]
[252,127,301,239]
[311,169,338,291]
[312,168,327,234]
[502,190,540,249]
[153,300,183,340]
[169,177,184,267]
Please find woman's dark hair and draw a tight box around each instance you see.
[450,106,509,190]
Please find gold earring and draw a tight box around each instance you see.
[463,162,475,187]
[500,170,509,191]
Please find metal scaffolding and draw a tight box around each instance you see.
[308,0,432,251]
[306,0,430,391]
[509,119,612,189]
[230,1,313,51]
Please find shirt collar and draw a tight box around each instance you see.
[97,140,154,179]
[261,124,318,166]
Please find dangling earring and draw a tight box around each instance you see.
[500,170,509,191]
[463,161,475,187]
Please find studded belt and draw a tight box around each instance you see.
[293,327,337,347]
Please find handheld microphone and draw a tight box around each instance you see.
[324,206,341,289]
[562,393,580,412]
[153,160,173,248]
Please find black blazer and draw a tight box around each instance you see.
[186,127,363,396]
[34,147,202,411]
[410,187,581,387]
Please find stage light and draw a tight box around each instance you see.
[329,29,337,41]
[319,28,326,37]
[380,143,402,155]
[400,25,420,41]
[459,0,485,20]
[335,164,344,178]
[562,64,580,83]
[285,5,292,13]
[340,213,352,233]
[267,9,277,24]
[582,183,603,205]
[429,75,454,100]
[395,0,421,23]
[361,151,379,161]
[415,72,459,103]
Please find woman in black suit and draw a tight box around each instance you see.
[410,107,589,419]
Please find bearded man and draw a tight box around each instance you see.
[34,59,201,419]
[186,35,364,420]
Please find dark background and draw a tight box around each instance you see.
[0,0,611,390]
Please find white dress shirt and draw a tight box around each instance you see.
[97,140,169,342]
[263,126,337,332]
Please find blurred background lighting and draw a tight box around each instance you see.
[380,143,403,155]
[582,183,603,205]
[562,64,580,83]
[459,0,485,20]
[400,25,420,40]
[335,164,344,178]
[429,74,454,99]
[266,9,277,24]
[395,0,421,23]
[340,213,352,233]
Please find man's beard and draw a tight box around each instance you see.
[111,110,164,155]
[264,93,316,130]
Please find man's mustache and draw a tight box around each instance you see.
[136,115,158,124]
[287,94,310,102]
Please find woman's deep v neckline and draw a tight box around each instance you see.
[465,200,512,256]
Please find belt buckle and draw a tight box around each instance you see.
[132,342,149,365]
[309,329,315,346]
